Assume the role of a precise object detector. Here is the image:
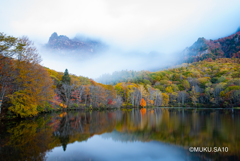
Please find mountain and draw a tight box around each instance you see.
[45,32,107,53]
[237,27,240,33]
[183,30,240,63]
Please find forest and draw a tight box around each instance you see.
[1,32,240,119]
[98,58,240,108]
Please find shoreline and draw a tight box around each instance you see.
[1,105,239,121]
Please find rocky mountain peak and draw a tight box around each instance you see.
[182,30,240,63]
[45,32,107,53]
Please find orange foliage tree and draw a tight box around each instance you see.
[140,98,146,107]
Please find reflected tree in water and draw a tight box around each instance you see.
[1,109,240,160]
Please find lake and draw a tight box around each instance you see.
[0,108,240,161]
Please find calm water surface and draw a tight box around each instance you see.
[0,108,240,161]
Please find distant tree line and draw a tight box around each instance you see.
[96,58,240,108]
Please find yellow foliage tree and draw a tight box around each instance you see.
[138,85,148,98]
[9,37,54,117]
[151,100,153,105]
[220,91,225,97]
[165,86,173,93]
[9,91,38,117]
[162,93,169,106]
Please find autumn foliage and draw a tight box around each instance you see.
[0,33,54,117]
[140,98,146,107]
[140,108,146,116]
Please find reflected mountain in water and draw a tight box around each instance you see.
[0,108,240,161]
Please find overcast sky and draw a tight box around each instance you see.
[1,0,240,53]
[1,0,240,78]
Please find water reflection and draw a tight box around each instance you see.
[47,135,197,161]
[0,108,240,161]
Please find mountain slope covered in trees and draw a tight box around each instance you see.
[183,31,240,63]
[0,32,122,119]
[96,58,240,108]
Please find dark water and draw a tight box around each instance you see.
[0,108,240,161]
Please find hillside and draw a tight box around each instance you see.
[183,31,240,63]
[0,32,120,119]
[96,58,240,108]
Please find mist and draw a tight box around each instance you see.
[2,0,240,79]
[2,0,240,52]
[38,43,179,79]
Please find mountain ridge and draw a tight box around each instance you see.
[45,32,107,54]
[183,30,240,63]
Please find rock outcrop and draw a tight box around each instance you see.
[46,32,107,53]
[183,31,240,63]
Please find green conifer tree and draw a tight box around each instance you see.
[62,69,71,84]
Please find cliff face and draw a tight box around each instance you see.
[46,32,106,53]
[215,31,240,58]
[183,31,240,63]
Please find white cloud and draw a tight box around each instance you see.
[1,0,240,53]
[1,0,240,78]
